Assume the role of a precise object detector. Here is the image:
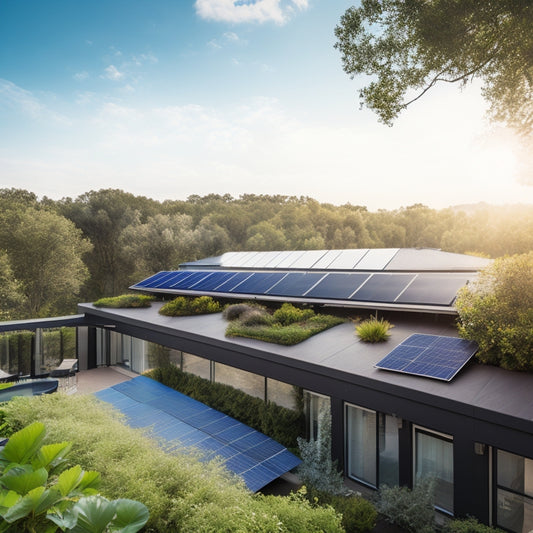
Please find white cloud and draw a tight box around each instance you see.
[103,65,124,81]
[73,71,89,81]
[194,0,308,25]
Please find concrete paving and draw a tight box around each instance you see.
[75,366,137,395]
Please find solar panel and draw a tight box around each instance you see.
[190,271,238,292]
[212,272,253,292]
[94,376,300,492]
[289,250,328,269]
[351,273,415,302]
[132,271,172,288]
[354,248,399,270]
[229,272,287,294]
[327,249,369,270]
[266,272,326,297]
[310,250,342,269]
[396,274,472,305]
[305,272,370,300]
[375,334,478,381]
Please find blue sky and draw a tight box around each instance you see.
[1,0,531,210]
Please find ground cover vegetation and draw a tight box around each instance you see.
[158,295,222,316]
[0,421,149,532]
[456,252,533,371]
[224,302,345,345]
[146,365,304,450]
[93,294,155,308]
[1,188,533,321]
[355,316,393,343]
[0,394,344,532]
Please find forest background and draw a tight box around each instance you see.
[1,187,532,320]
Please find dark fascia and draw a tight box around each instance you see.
[0,314,89,333]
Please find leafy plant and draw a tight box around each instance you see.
[376,479,435,533]
[273,303,315,326]
[222,302,265,321]
[93,294,155,308]
[159,295,222,316]
[0,421,149,533]
[355,316,393,343]
[445,516,505,533]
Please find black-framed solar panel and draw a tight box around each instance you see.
[305,272,371,299]
[169,270,214,289]
[229,272,287,294]
[133,271,172,288]
[266,272,326,297]
[189,271,238,292]
[156,271,198,289]
[211,271,253,292]
[396,274,472,306]
[375,334,478,381]
[351,273,415,302]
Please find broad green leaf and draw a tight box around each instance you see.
[0,490,21,514]
[0,422,45,467]
[77,471,100,493]
[2,486,45,522]
[56,465,83,497]
[47,507,78,531]
[33,441,72,473]
[109,499,149,533]
[0,465,48,495]
[69,496,117,533]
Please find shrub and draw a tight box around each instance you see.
[222,302,265,321]
[376,480,435,533]
[273,303,315,326]
[93,294,155,308]
[146,366,305,449]
[2,394,342,532]
[445,517,505,533]
[159,295,222,316]
[240,308,275,326]
[306,488,377,533]
[355,316,393,342]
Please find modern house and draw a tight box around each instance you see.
[0,248,532,532]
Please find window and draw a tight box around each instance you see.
[304,391,330,440]
[414,427,454,514]
[496,450,533,533]
[345,403,399,488]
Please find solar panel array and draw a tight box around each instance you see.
[131,269,473,307]
[375,334,478,381]
[95,376,301,492]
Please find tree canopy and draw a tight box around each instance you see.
[334,0,533,137]
[456,252,533,371]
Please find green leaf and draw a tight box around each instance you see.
[68,496,117,533]
[108,499,149,533]
[0,422,45,467]
[2,486,46,522]
[0,490,21,514]
[47,507,78,531]
[56,465,83,497]
[77,471,100,494]
[33,441,72,474]
[0,465,48,495]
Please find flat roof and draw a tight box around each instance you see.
[79,302,533,436]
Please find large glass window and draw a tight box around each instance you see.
[496,450,533,533]
[214,362,265,400]
[346,404,399,488]
[304,391,330,440]
[182,352,211,380]
[414,427,454,514]
[266,378,298,410]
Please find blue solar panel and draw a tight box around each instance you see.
[211,272,253,292]
[190,271,239,291]
[396,274,471,306]
[375,334,478,381]
[351,273,415,302]
[169,271,214,289]
[155,271,197,289]
[132,271,172,288]
[266,272,325,297]
[305,273,370,299]
[94,376,300,491]
[229,272,287,294]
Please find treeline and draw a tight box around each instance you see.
[1,188,532,319]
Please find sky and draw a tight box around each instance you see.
[1,0,532,211]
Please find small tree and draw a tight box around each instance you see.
[456,252,533,371]
[297,402,347,495]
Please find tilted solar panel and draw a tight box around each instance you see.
[95,376,300,492]
[266,272,326,297]
[351,273,415,302]
[305,272,370,300]
[375,334,478,382]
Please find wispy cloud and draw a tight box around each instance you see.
[73,71,89,82]
[0,79,69,124]
[195,0,309,25]
[207,31,247,50]
[103,65,124,81]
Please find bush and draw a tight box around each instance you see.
[146,366,305,449]
[273,303,315,326]
[355,316,393,343]
[159,295,222,316]
[93,294,155,308]
[376,480,435,533]
[306,487,377,533]
[240,308,275,326]
[222,302,265,321]
[445,517,505,533]
[1,394,342,532]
